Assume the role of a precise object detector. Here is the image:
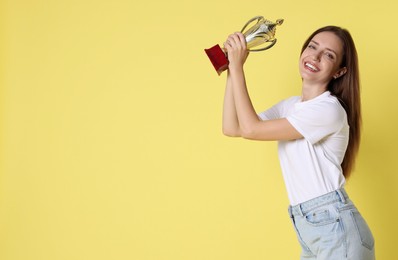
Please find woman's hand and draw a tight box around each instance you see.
[223,32,249,70]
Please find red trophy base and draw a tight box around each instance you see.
[205,44,229,75]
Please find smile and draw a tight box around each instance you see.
[305,62,320,72]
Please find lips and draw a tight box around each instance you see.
[304,62,320,72]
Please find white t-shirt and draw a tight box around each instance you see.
[258,91,349,206]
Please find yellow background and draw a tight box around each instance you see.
[1,0,397,259]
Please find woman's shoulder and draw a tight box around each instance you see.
[280,95,301,106]
[320,93,346,113]
[303,91,344,111]
[311,93,347,121]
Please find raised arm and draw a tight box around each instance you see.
[224,32,303,141]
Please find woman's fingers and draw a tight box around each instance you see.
[223,32,248,67]
[224,32,246,50]
[234,32,246,46]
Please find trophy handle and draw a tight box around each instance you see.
[240,16,264,33]
[249,39,277,52]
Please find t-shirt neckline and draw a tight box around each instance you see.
[297,91,330,106]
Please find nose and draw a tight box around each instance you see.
[311,52,321,61]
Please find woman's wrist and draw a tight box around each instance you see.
[228,63,244,76]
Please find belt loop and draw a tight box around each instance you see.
[298,204,304,216]
[336,189,347,204]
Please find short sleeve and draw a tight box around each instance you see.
[258,103,281,120]
[258,96,299,121]
[286,99,347,144]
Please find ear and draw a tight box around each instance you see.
[333,67,347,79]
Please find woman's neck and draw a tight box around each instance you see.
[301,82,328,101]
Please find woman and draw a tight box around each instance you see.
[222,26,375,259]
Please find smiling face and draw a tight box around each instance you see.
[299,31,347,87]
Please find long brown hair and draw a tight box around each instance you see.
[301,26,361,179]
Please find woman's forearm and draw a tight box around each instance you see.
[222,71,241,137]
[228,65,260,137]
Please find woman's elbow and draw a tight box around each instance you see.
[222,127,241,137]
[240,128,256,139]
[240,124,262,139]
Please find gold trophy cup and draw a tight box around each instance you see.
[205,16,284,75]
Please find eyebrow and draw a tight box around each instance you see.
[310,40,337,55]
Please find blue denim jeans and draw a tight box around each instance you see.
[288,189,375,259]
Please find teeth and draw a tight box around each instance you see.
[305,62,319,72]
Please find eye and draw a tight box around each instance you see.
[325,52,335,60]
[308,44,316,50]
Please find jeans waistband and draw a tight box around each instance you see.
[288,188,349,217]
